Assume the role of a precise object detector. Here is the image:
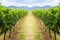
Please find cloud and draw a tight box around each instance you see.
[0,0,60,7]
[7,0,52,4]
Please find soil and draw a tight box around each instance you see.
[7,12,53,40]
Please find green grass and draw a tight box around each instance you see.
[19,32,25,40]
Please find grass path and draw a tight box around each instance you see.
[7,11,52,40]
[19,11,40,40]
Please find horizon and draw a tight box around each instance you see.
[0,0,60,7]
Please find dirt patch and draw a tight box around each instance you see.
[35,17,53,40]
[7,18,24,40]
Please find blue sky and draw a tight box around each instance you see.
[0,0,60,7]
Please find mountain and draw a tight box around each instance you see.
[30,6,41,10]
[42,5,51,8]
[9,6,19,8]
[7,5,51,10]
[19,6,30,10]
[19,6,41,10]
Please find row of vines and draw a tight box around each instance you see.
[32,4,60,40]
[0,4,28,40]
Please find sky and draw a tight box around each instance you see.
[0,0,60,7]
